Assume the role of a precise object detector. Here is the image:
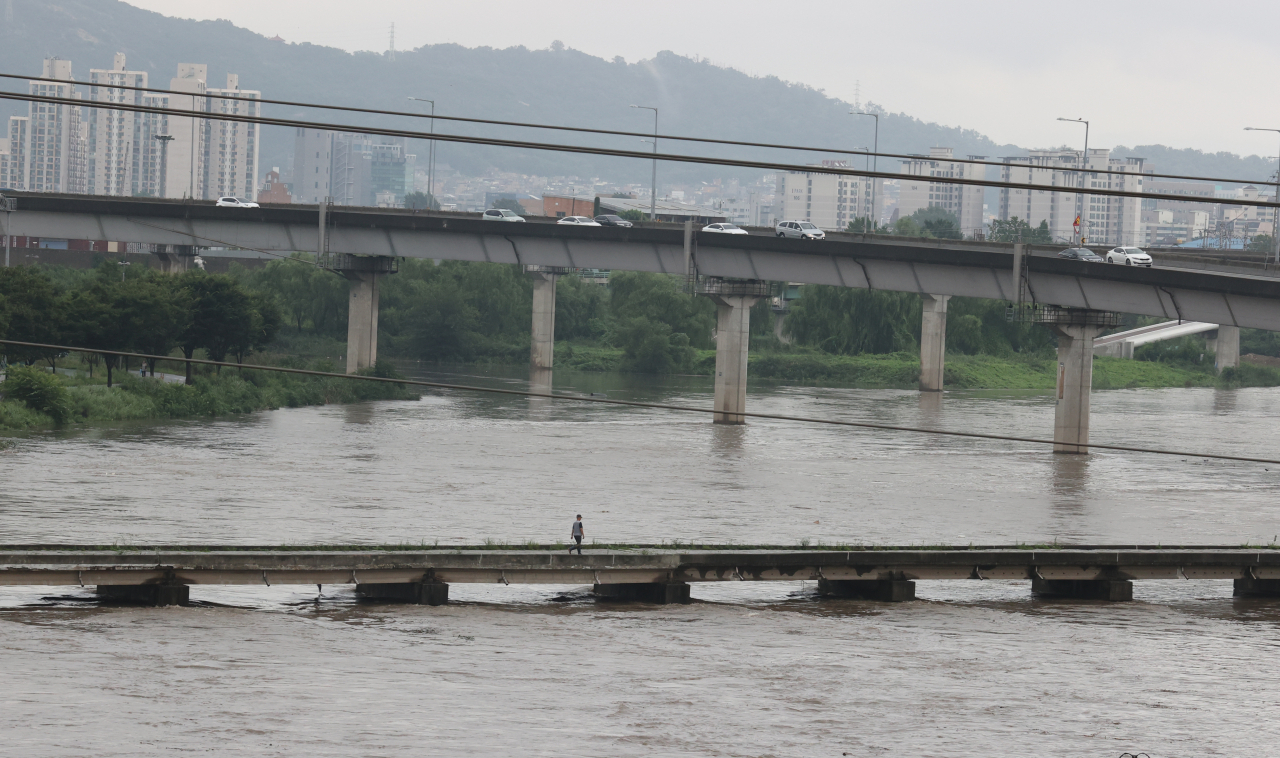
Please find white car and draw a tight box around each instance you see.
[703,223,748,235]
[1106,246,1153,267]
[556,216,601,226]
[775,220,825,240]
[482,208,526,222]
[216,196,259,208]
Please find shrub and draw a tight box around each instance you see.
[1,365,72,424]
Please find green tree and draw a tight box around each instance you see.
[619,209,647,222]
[988,216,1052,244]
[404,191,440,211]
[1246,234,1275,254]
[608,271,715,349]
[178,273,260,381]
[0,364,71,424]
[784,287,920,354]
[553,275,608,341]
[0,266,65,367]
[615,316,694,374]
[62,274,133,387]
[127,274,190,376]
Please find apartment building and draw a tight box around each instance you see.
[2,59,88,194]
[775,160,881,230]
[293,130,415,207]
[897,148,986,235]
[203,73,261,201]
[0,119,27,189]
[87,53,170,197]
[999,149,1144,246]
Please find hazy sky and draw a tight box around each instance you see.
[126,0,1280,157]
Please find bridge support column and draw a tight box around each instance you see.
[1211,325,1240,372]
[710,293,761,424]
[97,584,189,606]
[920,294,950,392]
[1234,577,1280,597]
[593,582,691,604]
[528,269,557,372]
[1032,579,1132,601]
[1050,322,1107,454]
[818,578,916,602]
[153,244,196,275]
[357,581,449,606]
[336,255,396,374]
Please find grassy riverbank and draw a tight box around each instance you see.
[0,360,420,431]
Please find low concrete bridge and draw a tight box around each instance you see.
[7,193,1280,451]
[3,547,1279,606]
[1094,320,1240,370]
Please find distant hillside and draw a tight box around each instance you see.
[1,1,1273,187]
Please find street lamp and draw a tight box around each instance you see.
[852,111,879,231]
[1058,117,1090,245]
[408,97,437,208]
[117,260,131,282]
[1244,127,1280,266]
[631,105,658,220]
[153,134,174,198]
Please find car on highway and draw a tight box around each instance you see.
[215,196,259,208]
[1106,246,1153,266]
[594,214,633,227]
[482,208,525,222]
[776,220,825,240]
[556,216,601,226]
[703,222,748,235]
[1057,247,1105,262]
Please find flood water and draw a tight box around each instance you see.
[3,366,1279,756]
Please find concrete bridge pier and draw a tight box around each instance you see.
[153,244,197,274]
[96,584,189,606]
[357,581,449,606]
[919,294,951,392]
[1045,310,1118,453]
[336,255,396,374]
[1032,579,1133,601]
[1209,325,1241,371]
[593,582,692,604]
[703,281,766,424]
[527,268,558,372]
[1234,578,1280,597]
[818,578,916,602]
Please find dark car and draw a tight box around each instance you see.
[594,215,633,228]
[1057,247,1104,262]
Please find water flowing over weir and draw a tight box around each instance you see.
[4,366,1280,755]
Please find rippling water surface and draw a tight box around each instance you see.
[3,367,1279,756]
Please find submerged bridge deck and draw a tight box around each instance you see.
[4,546,1280,604]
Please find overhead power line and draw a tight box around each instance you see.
[0,71,1272,187]
[2,339,1278,466]
[4,89,1280,210]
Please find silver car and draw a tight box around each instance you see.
[775,220,825,240]
[482,208,525,222]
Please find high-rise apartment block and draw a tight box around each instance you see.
[897,148,986,236]
[293,129,415,207]
[1,55,259,201]
[998,149,1144,246]
[774,160,881,230]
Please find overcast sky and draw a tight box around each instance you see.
[126,0,1280,158]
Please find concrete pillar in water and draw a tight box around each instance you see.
[710,294,761,424]
[593,582,691,604]
[528,270,557,371]
[919,294,951,392]
[1212,325,1240,372]
[1050,322,1107,454]
[818,578,916,602]
[1032,578,1133,601]
[357,581,449,605]
[97,584,189,606]
[1234,577,1280,597]
[336,255,396,374]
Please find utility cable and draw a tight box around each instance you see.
[0,71,1269,187]
[3,90,1279,210]
[2,339,1278,466]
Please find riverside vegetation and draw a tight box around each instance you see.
[4,252,1280,430]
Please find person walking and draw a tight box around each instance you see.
[570,515,584,555]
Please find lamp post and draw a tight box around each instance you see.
[1057,117,1090,245]
[631,105,658,220]
[153,134,173,198]
[409,97,436,208]
[1244,127,1280,266]
[853,111,879,231]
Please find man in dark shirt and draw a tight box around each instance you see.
[570,515,584,554]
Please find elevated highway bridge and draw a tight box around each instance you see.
[5,193,1280,452]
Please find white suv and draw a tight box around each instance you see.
[216,196,259,208]
[1106,246,1153,266]
[776,220,825,240]
[482,208,525,222]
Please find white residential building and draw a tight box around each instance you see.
[87,53,170,197]
[897,148,986,236]
[293,130,415,207]
[775,160,882,230]
[4,59,88,194]
[999,149,1144,246]
[203,73,261,201]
